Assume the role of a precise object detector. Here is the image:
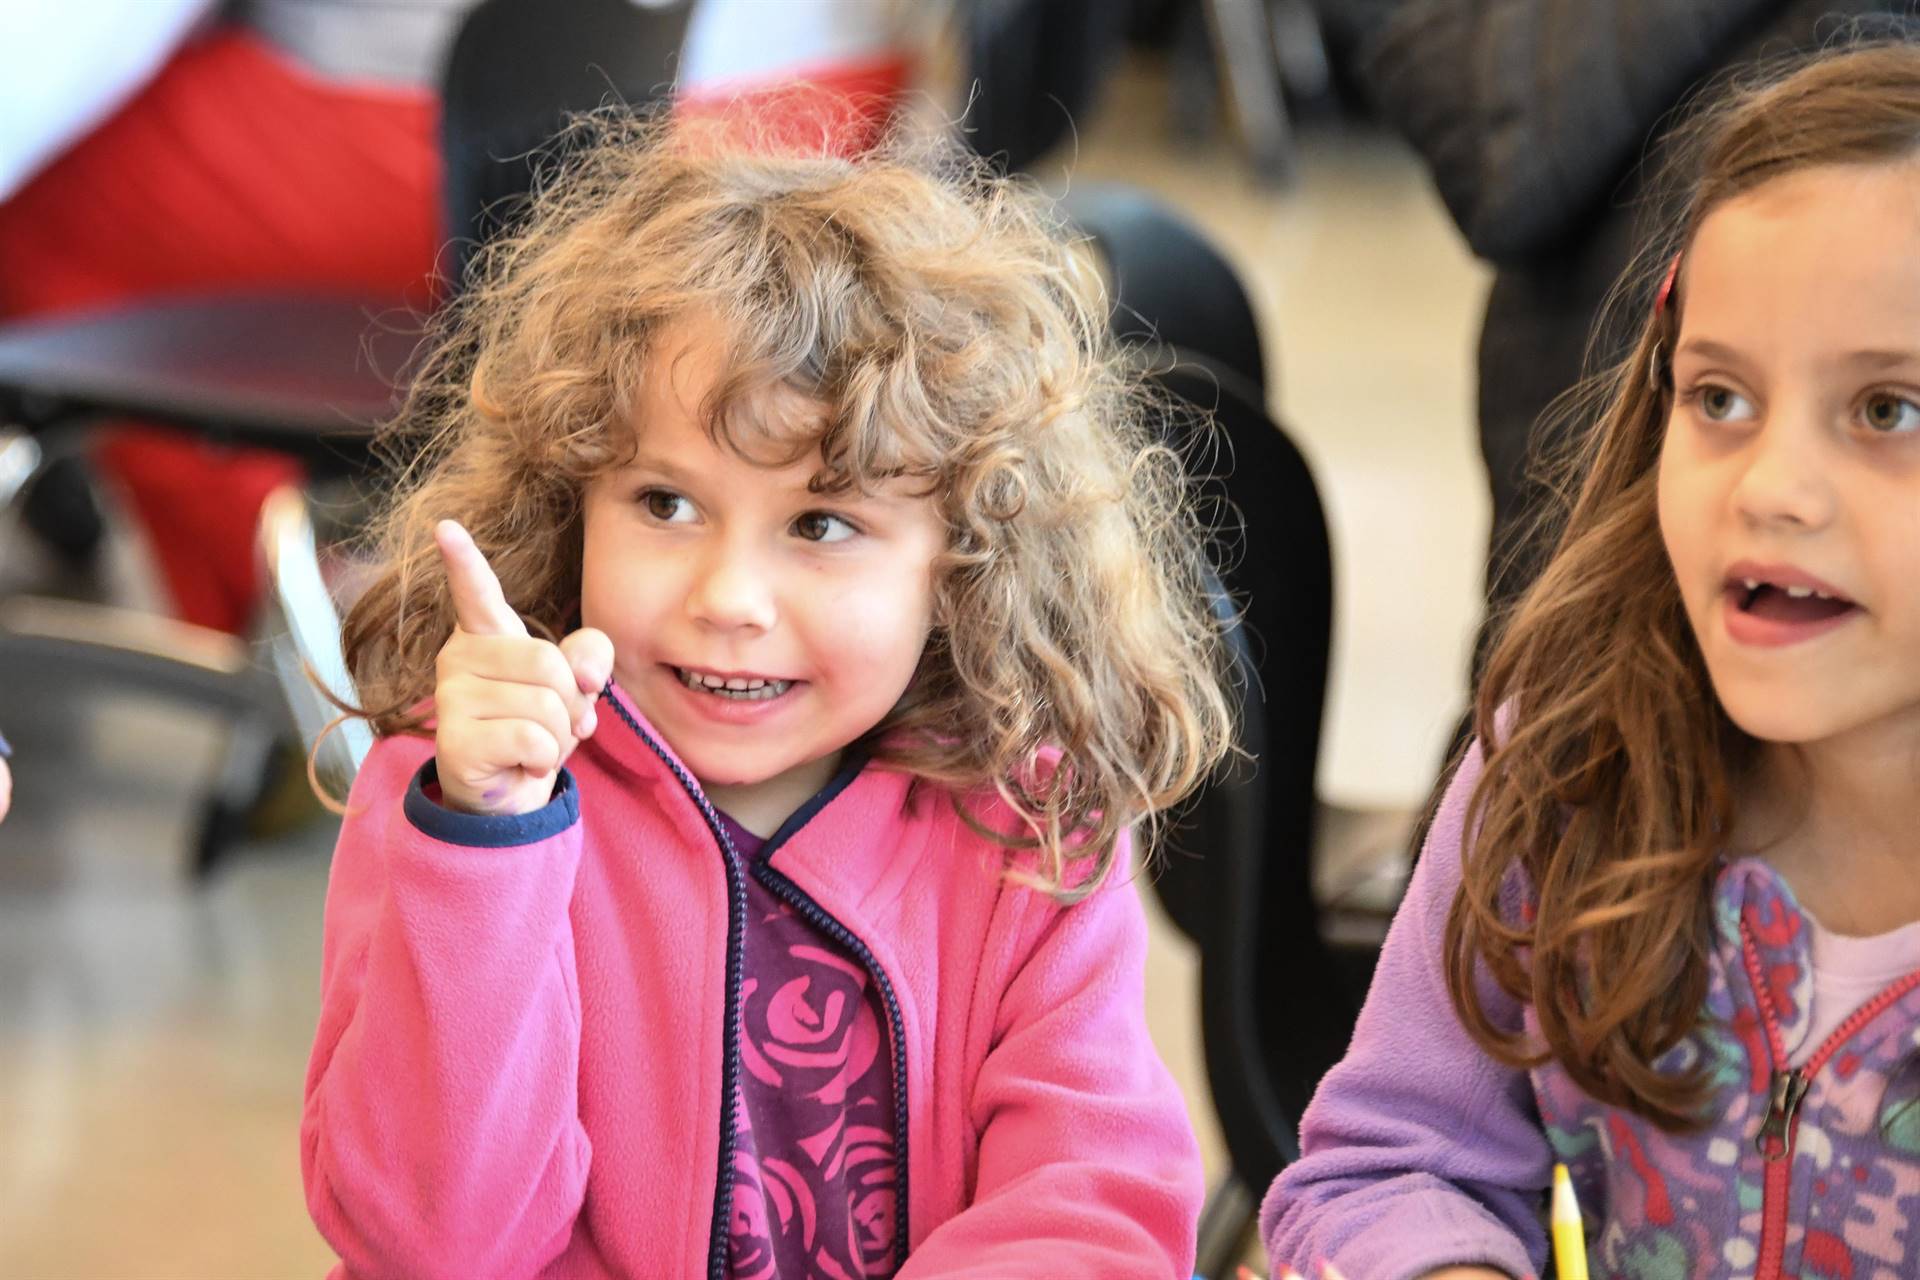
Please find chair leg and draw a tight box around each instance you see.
[1196,1169,1261,1278]
[192,713,278,879]
[0,429,42,511]
[1202,0,1295,184]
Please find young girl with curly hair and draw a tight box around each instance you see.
[1264,38,1920,1280]
[298,115,1235,1280]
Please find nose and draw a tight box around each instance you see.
[686,536,777,633]
[1730,409,1835,532]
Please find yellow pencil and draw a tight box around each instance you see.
[1551,1163,1590,1280]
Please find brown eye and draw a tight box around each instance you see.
[1701,388,1741,420]
[1686,383,1755,423]
[792,511,855,543]
[1861,392,1920,434]
[640,489,691,521]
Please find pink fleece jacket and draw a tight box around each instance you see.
[301,683,1203,1279]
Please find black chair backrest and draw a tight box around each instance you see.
[964,0,1127,172]
[438,0,694,284]
[1064,183,1269,398]
[1152,351,1350,1191]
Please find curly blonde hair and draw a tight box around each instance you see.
[338,111,1236,898]
[1447,38,1920,1128]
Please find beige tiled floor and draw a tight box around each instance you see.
[0,57,1491,1280]
[0,701,338,1277]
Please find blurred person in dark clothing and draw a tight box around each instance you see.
[1330,0,1903,685]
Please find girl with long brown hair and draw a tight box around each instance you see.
[299,115,1235,1279]
[1265,39,1920,1280]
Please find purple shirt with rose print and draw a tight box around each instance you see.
[716,809,900,1280]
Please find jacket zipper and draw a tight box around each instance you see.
[600,694,749,1280]
[603,692,911,1277]
[754,861,913,1273]
[1738,918,1920,1280]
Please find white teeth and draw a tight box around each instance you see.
[695,671,761,690]
[676,667,790,699]
[1739,578,1840,601]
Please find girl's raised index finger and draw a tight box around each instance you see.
[434,519,528,638]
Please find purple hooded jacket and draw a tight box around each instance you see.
[1262,742,1920,1280]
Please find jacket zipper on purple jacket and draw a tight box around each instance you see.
[603,691,911,1277]
[1738,917,1920,1280]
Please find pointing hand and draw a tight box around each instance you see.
[430,520,614,816]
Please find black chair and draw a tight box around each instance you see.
[1064,184,1355,1273]
[440,0,692,286]
[1153,354,1353,1276]
[962,0,1130,173]
[0,0,694,872]
[1064,181,1269,398]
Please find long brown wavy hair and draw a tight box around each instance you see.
[1446,38,1920,1128]
[335,110,1235,899]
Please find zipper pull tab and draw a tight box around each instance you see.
[1756,1067,1810,1160]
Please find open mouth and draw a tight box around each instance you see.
[672,666,794,701]
[1725,576,1858,625]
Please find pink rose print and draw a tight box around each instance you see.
[727,887,899,1279]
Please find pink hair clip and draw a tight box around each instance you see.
[1648,251,1682,393]
[1654,252,1682,313]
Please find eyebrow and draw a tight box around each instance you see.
[621,452,925,506]
[622,453,702,486]
[1675,338,1920,372]
[1835,349,1920,372]
[1672,338,1746,366]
